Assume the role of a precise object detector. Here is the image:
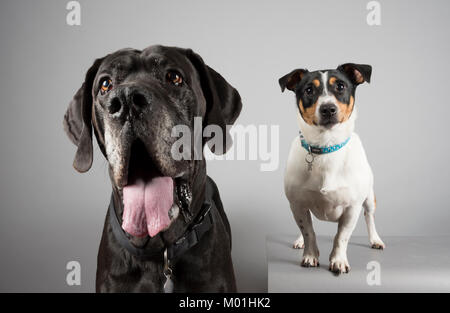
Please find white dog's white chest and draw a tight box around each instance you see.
[284,133,372,223]
[296,187,352,222]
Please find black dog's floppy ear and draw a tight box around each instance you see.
[186,49,242,155]
[337,63,372,85]
[278,69,308,92]
[63,57,104,172]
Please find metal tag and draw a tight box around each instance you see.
[163,272,174,293]
[163,249,174,293]
[305,149,314,171]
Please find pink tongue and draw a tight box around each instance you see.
[122,177,174,238]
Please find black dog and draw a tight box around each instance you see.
[63,45,241,292]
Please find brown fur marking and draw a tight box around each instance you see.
[299,99,318,125]
[337,95,354,122]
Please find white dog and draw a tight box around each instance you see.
[279,63,384,274]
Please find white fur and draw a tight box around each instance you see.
[285,103,384,273]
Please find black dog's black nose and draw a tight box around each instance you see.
[131,92,149,109]
[320,104,338,118]
[106,87,151,116]
[107,97,122,115]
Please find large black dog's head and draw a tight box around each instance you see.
[64,45,241,241]
[279,63,371,129]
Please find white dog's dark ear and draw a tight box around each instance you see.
[278,69,308,92]
[186,49,242,154]
[337,63,372,85]
[63,57,104,172]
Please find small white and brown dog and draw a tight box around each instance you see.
[279,63,384,274]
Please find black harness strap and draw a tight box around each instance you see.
[108,189,214,261]
[168,202,212,260]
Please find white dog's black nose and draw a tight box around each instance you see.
[320,104,338,118]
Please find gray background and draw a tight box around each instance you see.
[0,0,449,292]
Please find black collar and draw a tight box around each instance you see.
[108,191,213,261]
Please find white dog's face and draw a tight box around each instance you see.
[279,63,372,130]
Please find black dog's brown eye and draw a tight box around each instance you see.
[100,78,113,95]
[336,82,345,92]
[166,71,183,86]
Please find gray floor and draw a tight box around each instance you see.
[267,235,450,292]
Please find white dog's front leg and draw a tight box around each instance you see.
[329,206,361,274]
[363,189,385,249]
[292,207,320,267]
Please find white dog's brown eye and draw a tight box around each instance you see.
[304,86,313,95]
[100,78,113,95]
[336,82,345,92]
[166,71,183,86]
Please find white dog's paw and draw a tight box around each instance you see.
[293,236,304,249]
[329,255,350,274]
[370,238,385,250]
